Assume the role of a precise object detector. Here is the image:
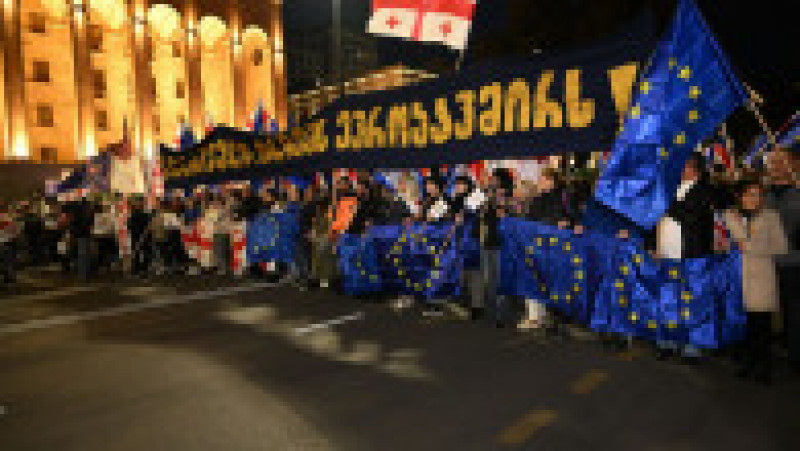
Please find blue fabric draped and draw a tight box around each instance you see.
[500,217,745,348]
[339,223,464,299]
[246,211,299,265]
[594,0,747,229]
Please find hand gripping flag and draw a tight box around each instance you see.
[594,0,747,229]
[368,0,478,51]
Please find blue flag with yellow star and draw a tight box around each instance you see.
[246,211,300,265]
[499,218,594,323]
[594,0,747,229]
[589,236,745,347]
[501,217,745,348]
[338,234,383,295]
[339,223,464,299]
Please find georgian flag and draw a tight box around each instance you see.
[368,0,478,50]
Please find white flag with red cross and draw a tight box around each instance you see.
[368,0,478,51]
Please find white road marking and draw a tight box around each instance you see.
[293,311,365,336]
[0,282,278,336]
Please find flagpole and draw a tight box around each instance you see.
[455,48,465,72]
[744,82,776,165]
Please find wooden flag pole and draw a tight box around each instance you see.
[742,83,777,168]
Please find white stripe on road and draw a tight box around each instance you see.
[0,282,278,336]
[293,311,365,336]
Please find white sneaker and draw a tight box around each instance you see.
[320,279,329,288]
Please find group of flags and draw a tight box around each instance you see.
[170,103,279,153]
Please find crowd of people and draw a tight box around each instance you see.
[1,148,798,385]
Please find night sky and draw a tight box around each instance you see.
[282,0,796,129]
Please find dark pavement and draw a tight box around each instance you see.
[0,269,797,450]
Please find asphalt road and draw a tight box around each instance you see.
[0,268,797,450]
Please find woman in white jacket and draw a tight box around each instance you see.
[724,179,789,385]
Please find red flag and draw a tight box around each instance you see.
[368,0,478,50]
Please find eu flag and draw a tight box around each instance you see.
[246,212,300,265]
[594,0,747,229]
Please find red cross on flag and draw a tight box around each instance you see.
[368,0,478,51]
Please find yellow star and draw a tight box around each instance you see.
[674,132,686,146]
[620,265,629,275]
[536,237,543,246]
[426,280,432,288]
[574,271,584,280]
[526,246,534,254]
[565,294,572,303]
[659,147,669,159]
[526,258,532,265]
[563,242,571,252]
[573,284,581,293]
[682,291,693,302]
[399,236,406,243]
[551,294,559,301]
[619,296,628,307]
[370,274,378,281]
[550,237,558,245]
[678,66,692,80]
[630,104,641,119]
[648,320,658,330]
[682,308,691,319]
[629,312,639,322]
[689,86,701,99]
[667,321,678,329]
[421,237,427,243]
[687,110,699,123]
[539,284,547,291]
[573,256,582,265]
[669,57,677,69]
[669,268,679,279]
[360,270,366,276]
[414,283,421,290]
[633,254,643,265]
[615,279,625,290]
[398,270,405,276]
[640,81,650,94]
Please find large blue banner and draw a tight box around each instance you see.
[500,217,745,348]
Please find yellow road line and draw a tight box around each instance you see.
[496,409,558,447]
[570,369,609,395]
[617,347,646,362]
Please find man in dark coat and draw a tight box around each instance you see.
[654,152,716,362]
[67,198,95,280]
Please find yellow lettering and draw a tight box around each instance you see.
[533,71,563,128]
[430,97,453,145]
[505,79,531,132]
[386,105,409,147]
[454,90,475,140]
[479,83,503,136]
[335,111,351,150]
[350,110,367,149]
[565,69,595,128]
[364,107,386,148]
[607,63,639,130]
[409,102,429,148]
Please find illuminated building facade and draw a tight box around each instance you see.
[1,0,287,163]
